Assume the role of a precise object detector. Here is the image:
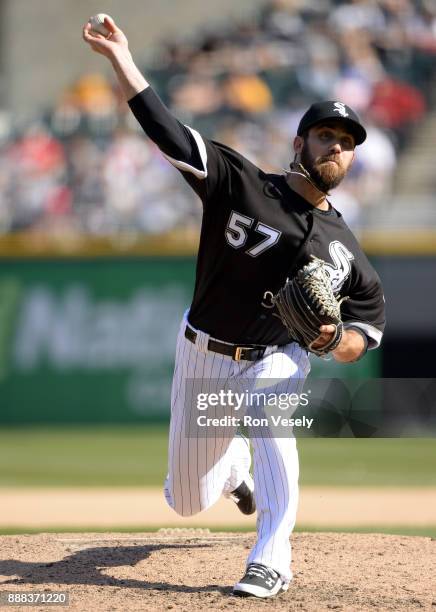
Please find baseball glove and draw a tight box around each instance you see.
[271,256,347,357]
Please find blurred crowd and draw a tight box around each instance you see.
[0,0,435,235]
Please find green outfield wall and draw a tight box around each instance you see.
[0,257,380,424]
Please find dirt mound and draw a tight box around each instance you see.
[0,532,434,611]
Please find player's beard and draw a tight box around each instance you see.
[300,142,348,193]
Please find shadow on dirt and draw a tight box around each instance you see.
[0,543,231,594]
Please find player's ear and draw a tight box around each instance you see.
[294,135,303,155]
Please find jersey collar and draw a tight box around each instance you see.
[279,175,340,218]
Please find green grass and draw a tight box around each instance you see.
[298,438,436,486]
[0,425,168,487]
[294,525,436,537]
[0,525,435,537]
[0,426,435,487]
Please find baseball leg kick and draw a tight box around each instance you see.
[164,313,252,516]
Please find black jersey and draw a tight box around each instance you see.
[129,88,385,348]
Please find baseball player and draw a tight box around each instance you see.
[83,17,385,599]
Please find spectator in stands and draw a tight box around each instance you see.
[2,0,434,235]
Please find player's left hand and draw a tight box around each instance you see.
[311,325,336,350]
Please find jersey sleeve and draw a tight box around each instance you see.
[128,86,205,174]
[341,269,386,350]
[128,86,244,205]
[179,139,245,203]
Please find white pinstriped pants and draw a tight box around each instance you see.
[164,311,311,582]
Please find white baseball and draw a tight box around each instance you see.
[89,14,111,37]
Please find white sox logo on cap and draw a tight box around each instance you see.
[333,102,349,118]
[297,100,366,144]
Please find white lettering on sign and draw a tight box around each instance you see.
[14,285,187,370]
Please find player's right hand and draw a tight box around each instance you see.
[82,16,129,58]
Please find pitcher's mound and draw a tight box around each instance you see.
[0,532,434,611]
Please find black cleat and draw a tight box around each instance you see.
[233,563,288,598]
[230,481,256,515]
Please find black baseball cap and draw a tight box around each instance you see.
[297,101,367,145]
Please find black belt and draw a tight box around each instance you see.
[184,326,267,362]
